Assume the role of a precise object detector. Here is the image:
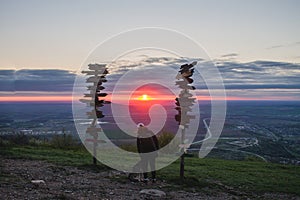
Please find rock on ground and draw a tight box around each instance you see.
[140,189,166,198]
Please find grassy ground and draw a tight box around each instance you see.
[1,145,300,196]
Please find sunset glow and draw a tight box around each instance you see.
[0,96,73,102]
[1,94,297,103]
[137,94,151,101]
[1,93,298,103]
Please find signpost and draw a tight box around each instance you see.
[175,61,197,181]
[80,64,110,165]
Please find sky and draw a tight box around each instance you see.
[0,0,300,101]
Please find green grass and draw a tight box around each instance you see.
[0,146,90,165]
[1,145,300,196]
[159,157,300,195]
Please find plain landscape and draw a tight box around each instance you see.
[1,101,300,199]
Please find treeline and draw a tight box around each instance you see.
[0,131,177,152]
[0,133,82,150]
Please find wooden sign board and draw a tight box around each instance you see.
[86,77,107,83]
[87,126,102,133]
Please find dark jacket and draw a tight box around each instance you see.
[137,135,159,154]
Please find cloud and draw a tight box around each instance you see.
[266,41,300,50]
[100,58,300,101]
[293,41,300,45]
[0,70,15,91]
[221,53,238,58]
[266,45,284,50]
[0,70,15,79]
[215,60,300,91]
[106,56,197,75]
[0,69,76,92]
[1,58,300,100]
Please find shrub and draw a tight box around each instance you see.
[119,144,138,153]
[50,134,77,149]
[158,131,175,148]
[244,155,264,162]
[9,133,30,145]
[28,138,44,146]
[0,137,12,147]
[158,131,180,154]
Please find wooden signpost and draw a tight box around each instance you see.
[80,64,110,165]
[175,61,197,181]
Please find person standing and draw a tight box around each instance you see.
[137,123,159,183]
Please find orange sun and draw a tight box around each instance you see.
[138,94,151,101]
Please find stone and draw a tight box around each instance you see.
[140,189,166,198]
[31,180,45,184]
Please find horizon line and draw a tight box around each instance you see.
[0,95,299,103]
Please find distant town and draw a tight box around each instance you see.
[1,101,300,165]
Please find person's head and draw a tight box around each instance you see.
[137,123,144,128]
[137,123,147,137]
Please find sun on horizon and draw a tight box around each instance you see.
[137,94,152,101]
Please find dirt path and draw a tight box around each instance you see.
[0,157,298,200]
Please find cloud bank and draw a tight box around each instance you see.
[1,58,299,100]
[0,69,76,92]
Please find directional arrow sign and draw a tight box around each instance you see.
[87,126,102,133]
[82,70,103,75]
[87,85,97,90]
[180,107,192,112]
[88,64,106,70]
[80,99,95,104]
[179,92,193,98]
[175,80,188,88]
[84,94,94,97]
[86,111,96,117]
[86,77,107,83]
[96,86,105,90]
[97,93,107,97]
[179,100,196,107]
[180,115,196,124]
